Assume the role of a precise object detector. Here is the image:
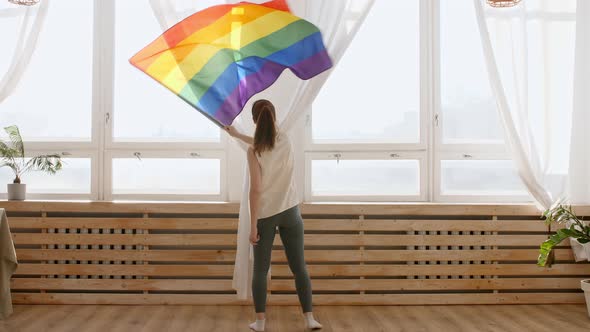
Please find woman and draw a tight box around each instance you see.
[225,99,322,331]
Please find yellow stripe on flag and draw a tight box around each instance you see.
[148,8,298,94]
[145,4,274,81]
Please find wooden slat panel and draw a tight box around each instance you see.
[268,278,584,291]
[11,293,586,305]
[11,278,233,291]
[10,217,550,232]
[357,234,549,246]
[11,233,552,246]
[300,219,360,230]
[362,249,575,261]
[357,293,586,305]
[15,249,232,262]
[11,277,583,292]
[11,293,247,305]
[5,201,590,306]
[270,264,590,277]
[301,204,546,216]
[359,219,548,232]
[1,201,240,214]
[12,233,237,246]
[0,201,535,216]
[15,263,590,277]
[16,264,234,277]
[14,249,361,262]
[4,200,587,216]
[9,217,238,230]
[14,248,575,263]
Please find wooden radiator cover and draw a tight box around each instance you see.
[4,201,590,305]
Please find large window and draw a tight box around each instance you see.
[433,0,530,202]
[112,1,219,142]
[106,151,224,200]
[3,0,573,202]
[439,1,503,144]
[0,0,94,141]
[0,0,226,200]
[306,153,424,200]
[484,0,576,198]
[312,0,421,144]
[308,0,426,201]
[105,0,226,200]
[308,0,532,202]
[0,0,96,200]
[0,154,95,200]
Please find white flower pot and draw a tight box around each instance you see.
[581,279,590,318]
[7,183,26,200]
[570,238,590,262]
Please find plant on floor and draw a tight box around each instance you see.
[538,204,590,266]
[0,125,63,183]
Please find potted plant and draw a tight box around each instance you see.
[537,204,590,317]
[0,125,63,200]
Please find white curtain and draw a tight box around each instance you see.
[150,0,375,299]
[149,0,178,31]
[0,0,49,104]
[229,0,375,300]
[569,0,590,204]
[473,0,590,259]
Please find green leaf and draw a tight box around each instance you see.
[0,141,18,161]
[558,228,579,238]
[0,140,20,178]
[4,126,24,158]
[22,154,63,175]
[538,230,571,267]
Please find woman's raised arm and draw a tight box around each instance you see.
[225,125,253,145]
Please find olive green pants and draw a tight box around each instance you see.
[252,205,313,313]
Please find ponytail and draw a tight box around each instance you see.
[252,99,277,155]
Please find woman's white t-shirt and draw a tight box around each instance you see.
[255,131,300,219]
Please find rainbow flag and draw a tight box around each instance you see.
[130,0,333,126]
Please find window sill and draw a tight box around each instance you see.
[0,199,577,216]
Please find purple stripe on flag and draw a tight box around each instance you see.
[290,49,332,80]
[214,50,333,125]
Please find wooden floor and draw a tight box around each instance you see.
[2,304,589,332]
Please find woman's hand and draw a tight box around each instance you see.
[224,125,240,138]
[225,125,254,145]
[249,230,260,245]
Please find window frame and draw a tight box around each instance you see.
[305,0,433,202]
[2,0,545,203]
[104,149,227,201]
[0,0,100,200]
[305,0,534,203]
[98,0,227,201]
[434,151,532,203]
[305,151,427,202]
[0,0,97,145]
[0,149,99,201]
[432,0,523,202]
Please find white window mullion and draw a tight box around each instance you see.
[105,150,226,201]
[95,0,115,201]
[101,1,226,202]
[305,151,426,202]
[435,151,531,203]
[423,0,436,202]
[307,0,425,202]
[0,150,97,200]
[433,0,532,203]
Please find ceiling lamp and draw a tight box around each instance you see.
[486,0,522,7]
[8,0,40,6]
